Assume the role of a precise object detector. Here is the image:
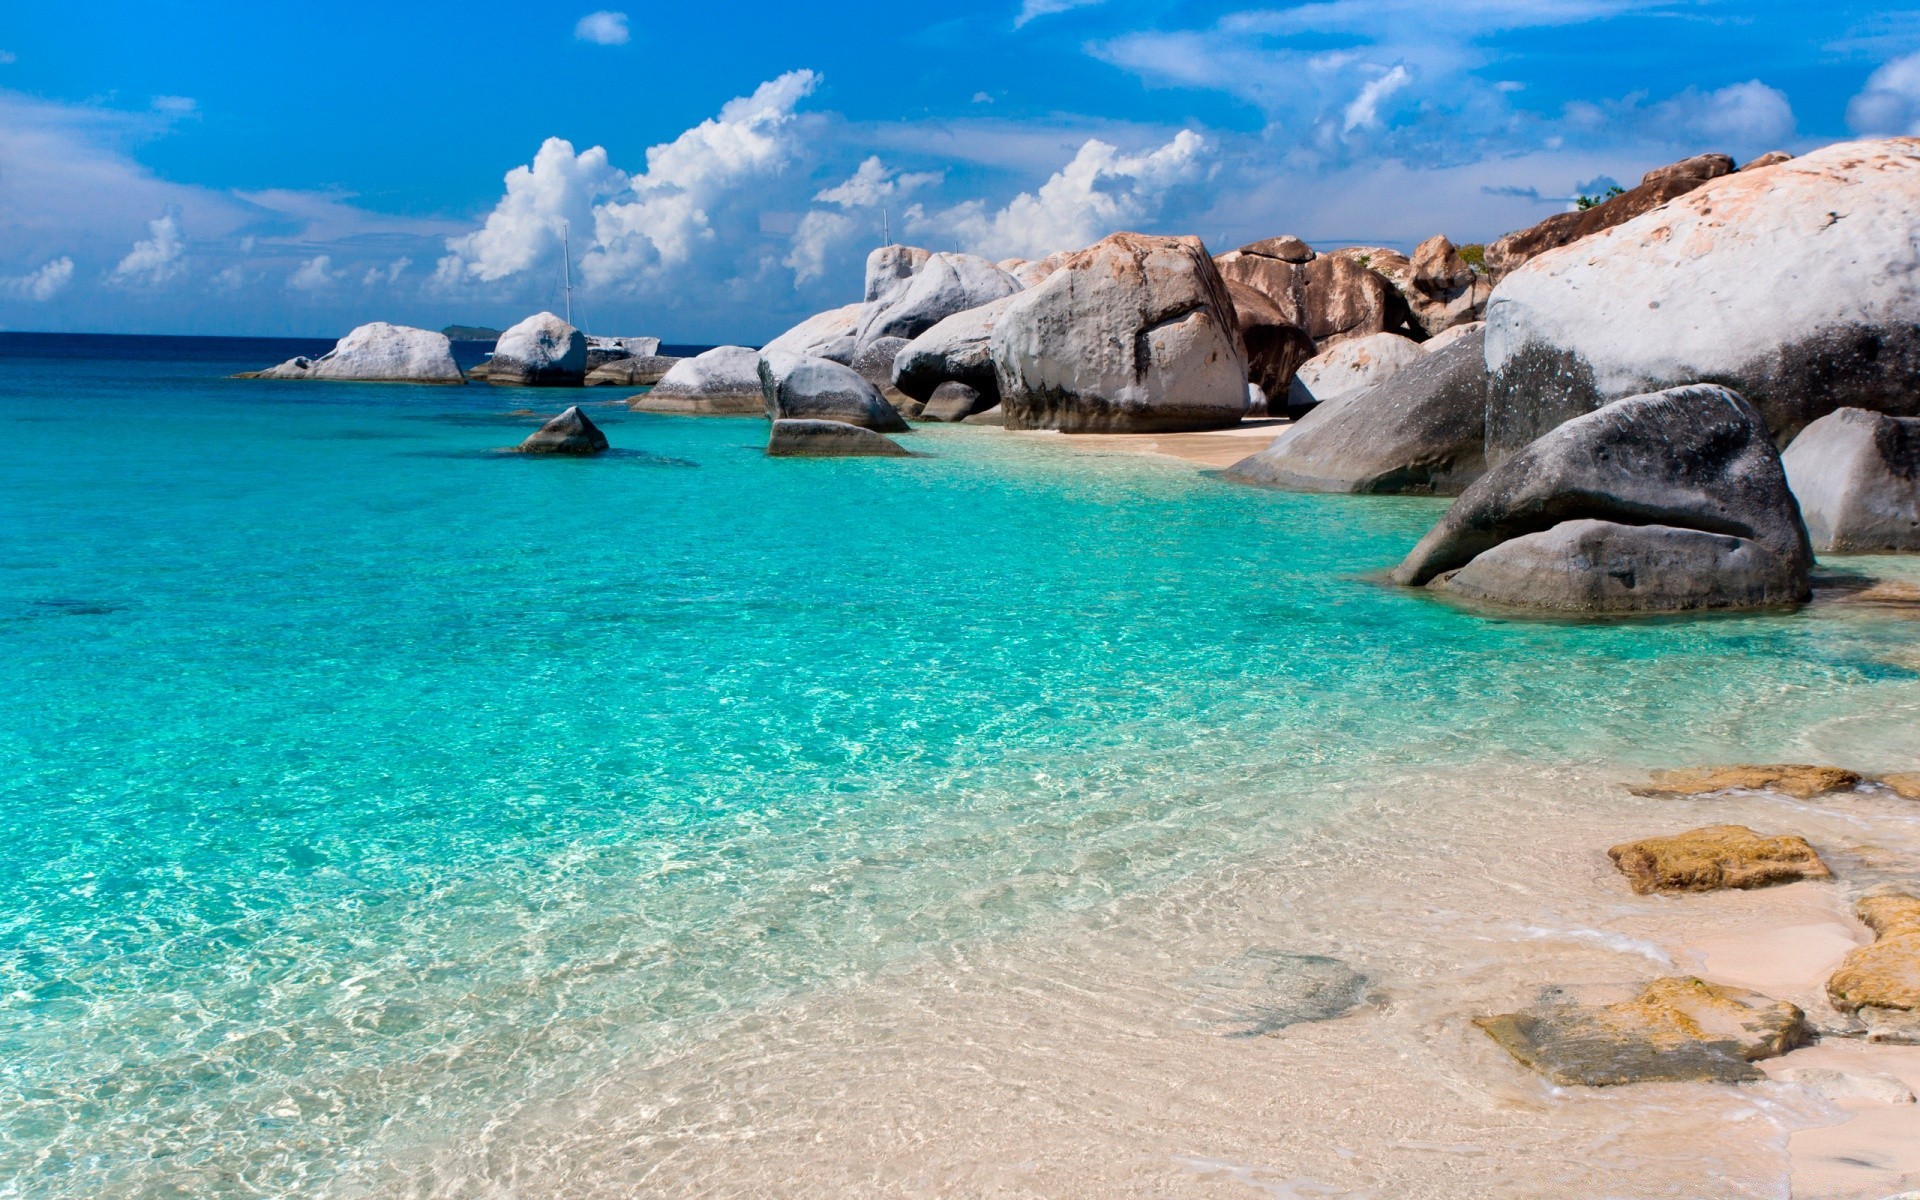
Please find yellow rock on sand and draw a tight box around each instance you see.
[1631,764,1862,799]
[1607,825,1831,895]
[1880,772,1920,801]
[1477,976,1810,1086]
[1829,895,1920,1043]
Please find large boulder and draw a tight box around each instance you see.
[761,303,863,364]
[1392,385,1814,613]
[1217,240,1404,348]
[864,244,931,307]
[628,346,764,415]
[990,232,1249,433]
[249,322,464,383]
[1293,332,1426,404]
[766,418,911,458]
[1226,282,1316,408]
[850,336,919,416]
[891,295,1015,406]
[515,406,609,456]
[855,252,1022,349]
[1406,235,1489,336]
[758,352,909,432]
[487,312,588,386]
[585,355,681,387]
[1223,327,1489,495]
[1484,139,1920,462]
[1781,407,1920,552]
[1483,152,1735,278]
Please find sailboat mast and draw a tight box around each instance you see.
[562,221,574,327]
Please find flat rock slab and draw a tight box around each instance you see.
[1478,977,1810,1086]
[1179,950,1371,1038]
[1632,764,1863,800]
[1608,825,1831,894]
[1829,896,1920,1040]
[766,419,911,458]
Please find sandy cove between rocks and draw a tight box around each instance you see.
[1000,418,1294,469]
[371,754,1920,1199]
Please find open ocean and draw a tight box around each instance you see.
[3,332,1919,1196]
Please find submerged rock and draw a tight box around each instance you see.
[1485,140,1920,462]
[991,232,1249,433]
[758,352,909,432]
[488,312,588,386]
[1393,385,1813,613]
[585,355,681,387]
[249,322,464,383]
[1607,825,1831,894]
[630,346,764,415]
[766,418,911,458]
[1631,764,1863,800]
[1478,977,1810,1086]
[1827,893,1920,1044]
[1782,408,1920,553]
[1180,950,1371,1038]
[515,406,609,455]
[1222,326,1488,495]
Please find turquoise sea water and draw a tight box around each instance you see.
[3,336,1918,1197]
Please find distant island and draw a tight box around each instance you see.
[441,325,502,341]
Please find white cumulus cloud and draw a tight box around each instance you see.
[287,255,342,291]
[574,11,630,45]
[1660,80,1795,147]
[814,156,942,208]
[109,213,187,286]
[784,210,859,284]
[5,256,75,300]
[1848,52,1920,135]
[436,139,626,285]
[932,130,1210,260]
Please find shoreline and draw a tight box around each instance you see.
[999,418,1295,469]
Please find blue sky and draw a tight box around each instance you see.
[4,0,1920,341]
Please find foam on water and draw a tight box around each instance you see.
[2,337,1918,1196]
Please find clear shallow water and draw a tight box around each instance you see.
[1,336,1917,1197]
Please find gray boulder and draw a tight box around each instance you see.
[855,252,1022,350]
[1224,327,1489,495]
[488,312,588,386]
[767,419,911,458]
[850,336,920,417]
[758,352,909,432]
[249,322,464,384]
[921,382,986,423]
[1782,407,1920,552]
[891,295,1014,406]
[629,346,763,415]
[990,232,1249,433]
[516,406,609,455]
[1392,384,1813,613]
[586,355,681,387]
[1485,139,1920,464]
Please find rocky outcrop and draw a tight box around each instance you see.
[1293,333,1426,403]
[1393,385,1814,613]
[920,382,986,423]
[1741,151,1794,171]
[1827,894,1920,1044]
[1217,240,1407,348]
[584,336,662,371]
[1223,327,1488,495]
[758,352,909,432]
[1478,977,1810,1086]
[1782,408,1920,552]
[761,303,863,364]
[1011,251,1072,288]
[855,252,1022,350]
[585,355,681,387]
[891,295,1014,407]
[1607,825,1831,894]
[1406,235,1489,336]
[628,346,764,415]
[991,232,1248,433]
[1483,152,1734,279]
[1484,140,1920,462]
[487,312,588,386]
[1631,764,1863,799]
[766,418,911,458]
[850,336,919,416]
[1226,282,1316,407]
[249,322,464,383]
[515,406,609,455]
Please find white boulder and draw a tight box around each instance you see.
[629,346,764,415]
[989,232,1248,432]
[1293,333,1427,404]
[253,322,463,383]
[1781,407,1920,552]
[758,352,909,432]
[762,303,863,363]
[488,312,587,386]
[855,252,1022,350]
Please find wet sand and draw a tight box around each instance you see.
[1002,419,1294,469]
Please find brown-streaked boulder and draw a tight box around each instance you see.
[629,346,764,415]
[1483,152,1735,278]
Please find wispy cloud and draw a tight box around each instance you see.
[4,256,74,300]
[574,11,630,45]
[1013,0,1107,29]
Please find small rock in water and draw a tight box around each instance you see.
[515,406,609,456]
[1607,825,1831,894]
[1180,949,1370,1037]
[1631,764,1862,800]
[1477,977,1810,1086]
[766,419,910,458]
[1880,773,1920,801]
[1827,893,1920,1043]
[1776,1066,1916,1105]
